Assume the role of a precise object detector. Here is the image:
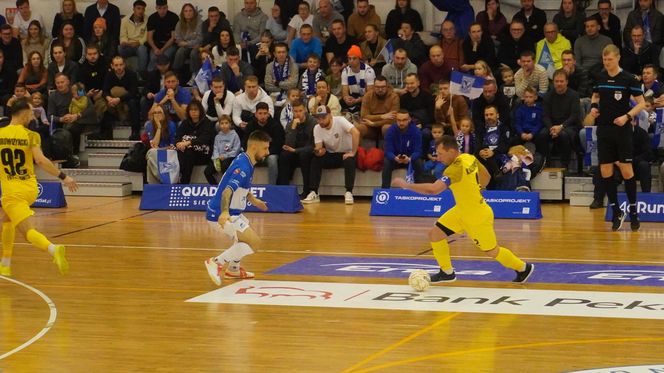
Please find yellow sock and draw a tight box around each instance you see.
[26,229,52,252]
[431,239,453,272]
[2,222,14,260]
[495,246,526,271]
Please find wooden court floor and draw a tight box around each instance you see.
[1,195,664,372]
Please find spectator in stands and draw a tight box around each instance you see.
[591,0,621,48]
[499,66,517,108]
[461,23,496,73]
[196,7,230,71]
[326,57,343,97]
[251,30,274,85]
[535,22,571,74]
[203,114,241,184]
[101,56,140,140]
[382,48,416,96]
[219,47,254,95]
[12,0,44,40]
[265,42,299,107]
[83,0,120,42]
[418,45,453,95]
[391,20,427,67]
[240,102,284,185]
[0,50,16,112]
[400,73,434,135]
[385,0,423,40]
[146,0,178,72]
[22,20,49,67]
[472,79,512,131]
[300,54,324,99]
[439,20,464,72]
[476,105,509,188]
[287,2,313,44]
[0,24,23,71]
[175,100,215,184]
[17,51,46,94]
[574,17,612,79]
[312,0,344,44]
[290,25,322,70]
[141,54,169,120]
[542,69,580,168]
[357,75,399,140]
[49,21,85,65]
[561,49,591,98]
[119,0,148,76]
[266,3,287,43]
[514,50,548,98]
[497,20,534,72]
[476,0,507,43]
[52,0,84,38]
[211,29,236,68]
[88,18,116,66]
[6,84,30,115]
[623,0,663,51]
[278,99,315,197]
[302,105,360,204]
[308,79,341,116]
[622,25,659,78]
[425,123,447,177]
[347,0,381,42]
[153,71,191,123]
[47,73,95,157]
[201,76,234,122]
[145,105,177,184]
[47,44,78,91]
[382,109,422,188]
[325,19,358,65]
[512,86,545,153]
[641,64,663,103]
[78,44,107,121]
[474,60,495,81]
[172,3,201,83]
[553,0,585,45]
[232,75,274,128]
[434,80,469,134]
[233,0,267,61]
[341,45,375,115]
[513,0,547,42]
[360,24,386,70]
[279,88,301,130]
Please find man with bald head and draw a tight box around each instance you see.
[418,45,453,95]
[312,0,344,43]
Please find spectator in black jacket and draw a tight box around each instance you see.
[240,101,285,185]
[472,79,512,133]
[98,56,140,139]
[47,44,79,91]
[476,105,509,189]
[542,69,580,169]
[512,0,547,42]
[0,50,18,112]
[621,25,659,78]
[175,100,215,184]
[277,99,315,196]
[193,6,231,74]
[141,54,170,120]
[497,20,535,72]
[462,22,496,72]
[384,0,423,40]
[561,49,591,98]
[390,20,426,66]
[78,44,108,122]
[0,24,23,72]
[83,0,121,42]
[591,0,622,48]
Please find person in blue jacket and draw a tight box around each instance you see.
[382,109,423,188]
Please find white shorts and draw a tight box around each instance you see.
[208,214,250,241]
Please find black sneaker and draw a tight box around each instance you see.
[429,270,456,283]
[589,199,604,209]
[612,210,626,231]
[630,213,640,232]
[513,263,534,283]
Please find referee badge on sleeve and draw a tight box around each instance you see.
[614,91,622,101]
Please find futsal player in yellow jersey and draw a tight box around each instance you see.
[0,98,78,277]
[392,135,534,283]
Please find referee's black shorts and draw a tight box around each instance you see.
[597,124,633,164]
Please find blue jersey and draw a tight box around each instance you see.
[206,153,254,221]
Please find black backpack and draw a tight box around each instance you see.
[119,142,148,172]
[50,128,73,161]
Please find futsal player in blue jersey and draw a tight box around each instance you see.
[204,130,271,286]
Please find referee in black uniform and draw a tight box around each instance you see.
[589,44,645,231]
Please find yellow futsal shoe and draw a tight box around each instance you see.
[53,245,69,275]
[0,264,11,276]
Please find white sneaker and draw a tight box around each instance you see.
[344,191,354,204]
[301,191,320,204]
[204,258,227,286]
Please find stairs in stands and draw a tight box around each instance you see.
[565,165,662,206]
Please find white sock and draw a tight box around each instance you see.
[215,242,254,265]
[47,244,56,256]
[1,257,10,267]
[228,260,241,272]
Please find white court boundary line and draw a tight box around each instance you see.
[0,275,57,360]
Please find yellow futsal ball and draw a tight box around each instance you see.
[408,270,430,292]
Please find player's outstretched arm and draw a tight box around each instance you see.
[391,177,448,195]
[32,146,78,192]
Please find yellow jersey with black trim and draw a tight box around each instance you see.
[0,124,39,193]
[441,153,484,209]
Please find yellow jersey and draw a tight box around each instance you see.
[442,153,485,210]
[0,124,39,194]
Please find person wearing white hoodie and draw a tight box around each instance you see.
[232,75,274,128]
[381,48,417,96]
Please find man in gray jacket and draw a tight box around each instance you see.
[277,99,316,197]
[381,48,416,96]
[233,0,267,60]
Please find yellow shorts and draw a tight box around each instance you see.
[1,189,37,226]
[436,204,497,251]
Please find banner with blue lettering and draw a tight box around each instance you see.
[370,189,542,219]
[604,193,664,222]
[139,184,303,213]
[0,181,66,208]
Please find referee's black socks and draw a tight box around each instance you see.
[603,176,619,214]
[624,177,638,215]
